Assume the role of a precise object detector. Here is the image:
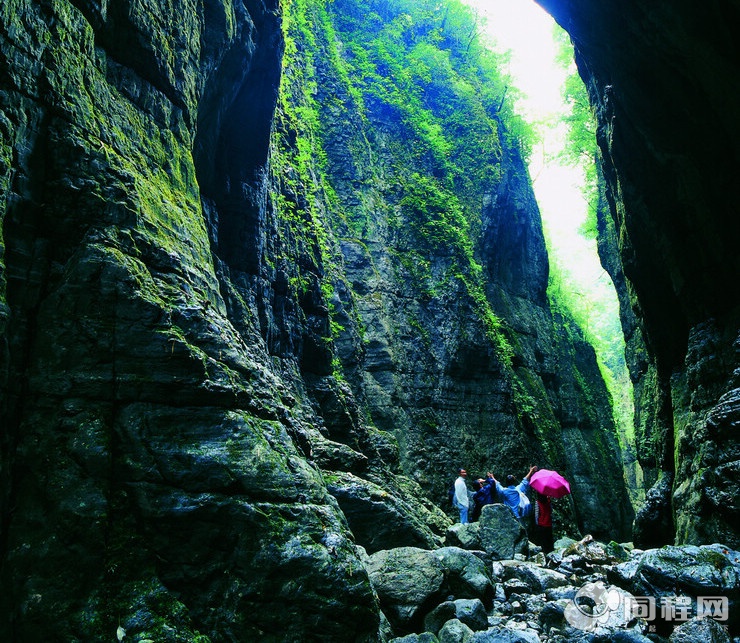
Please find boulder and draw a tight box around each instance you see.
[669,617,731,643]
[478,504,528,560]
[609,544,740,631]
[424,602,458,635]
[446,523,483,551]
[326,473,444,554]
[390,634,441,643]
[501,560,570,594]
[553,536,578,551]
[438,618,475,643]
[491,561,506,582]
[424,599,487,635]
[449,599,488,632]
[369,545,495,634]
[562,581,638,632]
[554,536,629,576]
[469,626,540,642]
[434,547,494,605]
[503,577,533,599]
[367,547,445,631]
[538,600,567,634]
[544,586,577,601]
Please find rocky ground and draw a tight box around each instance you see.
[366,504,740,643]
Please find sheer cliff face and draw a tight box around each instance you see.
[0,1,387,640]
[537,0,740,547]
[307,0,632,540]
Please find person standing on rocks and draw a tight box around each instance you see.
[491,465,537,519]
[534,493,554,553]
[453,468,470,524]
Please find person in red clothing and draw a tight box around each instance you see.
[534,493,554,554]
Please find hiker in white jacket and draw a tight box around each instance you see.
[453,468,470,524]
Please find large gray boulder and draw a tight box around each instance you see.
[367,547,446,631]
[434,547,494,605]
[445,522,483,551]
[500,560,570,594]
[669,617,731,643]
[423,601,458,635]
[478,504,528,560]
[368,546,495,634]
[449,599,488,632]
[326,472,445,554]
[424,599,487,635]
[610,544,740,631]
[438,619,474,643]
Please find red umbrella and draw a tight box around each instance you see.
[530,469,571,498]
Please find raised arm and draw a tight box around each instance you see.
[488,472,504,494]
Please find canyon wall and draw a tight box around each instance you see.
[0,0,386,639]
[0,0,666,639]
[308,0,632,539]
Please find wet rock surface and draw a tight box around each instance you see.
[380,538,740,642]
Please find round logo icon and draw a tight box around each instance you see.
[564,581,623,631]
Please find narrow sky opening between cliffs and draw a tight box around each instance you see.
[463,0,640,503]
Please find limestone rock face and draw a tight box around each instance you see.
[325,472,445,554]
[537,0,740,548]
[312,7,633,542]
[632,471,675,549]
[0,0,391,640]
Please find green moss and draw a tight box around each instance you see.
[511,368,563,465]
[390,248,435,298]
[0,111,12,323]
[407,314,431,348]
[695,547,730,571]
[275,0,527,372]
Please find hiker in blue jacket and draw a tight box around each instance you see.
[491,465,538,519]
[471,474,497,521]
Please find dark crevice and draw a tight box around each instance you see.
[195,4,284,276]
[0,110,54,637]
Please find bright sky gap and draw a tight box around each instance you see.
[465,0,604,302]
[463,0,638,496]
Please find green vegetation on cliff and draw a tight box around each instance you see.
[276,0,633,539]
[547,28,636,469]
[277,0,538,360]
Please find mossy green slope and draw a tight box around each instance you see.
[278,0,633,539]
